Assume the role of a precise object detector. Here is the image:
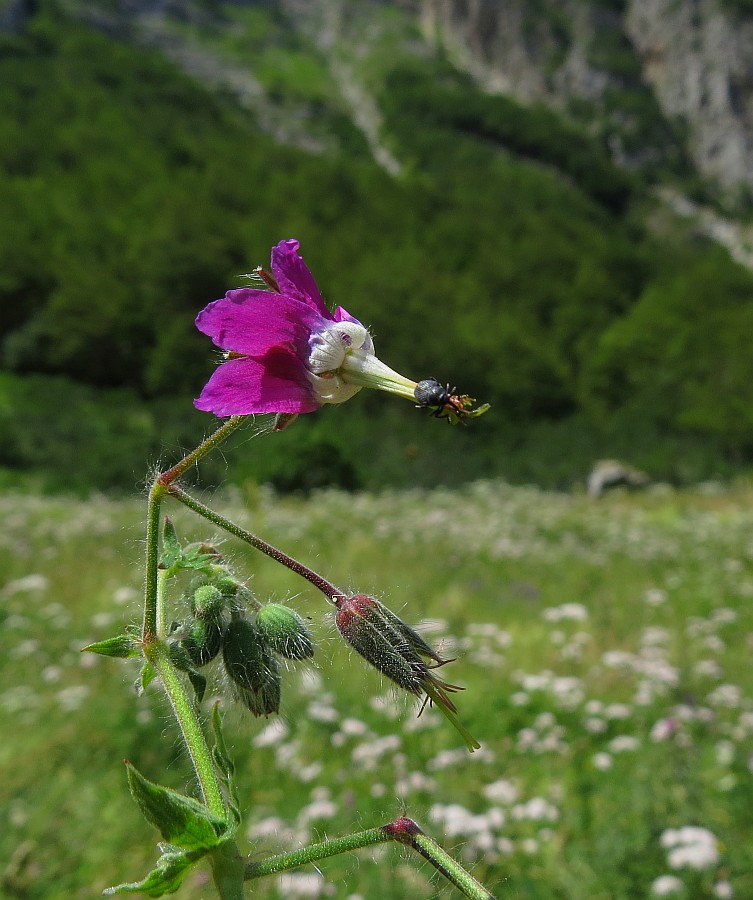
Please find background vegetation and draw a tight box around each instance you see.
[3,480,753,898]
[2,1,753,493]
[5,6,753,900]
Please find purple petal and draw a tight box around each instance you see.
[332,306,362,325]
[270,240,331,319]
[195,289,323,356]
[194,354,319,416]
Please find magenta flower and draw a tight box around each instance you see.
[194,239,418,417]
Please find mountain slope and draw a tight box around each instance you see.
[1,0,753,491]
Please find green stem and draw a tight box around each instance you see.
[142,416,247,640]
[166,484,346,603]
[140,417,248,816]
[142,479,165,641]
[244,817,496,899]
[156,416,246,487]
[409,832,495,899]
[244,826,392,879]
[147,642,226,819]
[156,566,170,638]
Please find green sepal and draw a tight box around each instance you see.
[103,844,206,897]
[182,616,224,667]
[125,761,226,850]
[187,669,207,704]
[222,619,276,692]
[158,520,222,576]
[211,704,241,826]
[159,518,182,570]
[82,634,140,659]
[180,543,223,573]
[167,643,208,702]
[136,662,156,696]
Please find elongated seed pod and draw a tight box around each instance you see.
[335,594,425,695]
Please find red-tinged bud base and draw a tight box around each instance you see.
[382,816,423,844]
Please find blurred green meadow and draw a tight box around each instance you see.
[3,477,753,899]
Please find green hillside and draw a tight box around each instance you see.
[2,1,753,492]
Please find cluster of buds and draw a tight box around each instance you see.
[172,576,313,717]
[156,527,477,747]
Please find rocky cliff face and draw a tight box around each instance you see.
[25,0,753,195]
[0,0,37,33]
[418,0,753,193]
[626,0,753,191]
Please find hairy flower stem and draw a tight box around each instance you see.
[385,818,496,900]
[145,641,226,819]
[244,825,392,880]
[166,484,346,603]
[244,817,495,900]
[157,415,247,488]
[140,417,247,824]
[143,416,247,639]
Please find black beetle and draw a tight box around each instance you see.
[414,379,451,410]
[414,379,468,419]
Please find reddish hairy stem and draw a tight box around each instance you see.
[165,484,347,604]
[157,416,246,488]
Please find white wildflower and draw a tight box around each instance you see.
[592,752,613,771]
[650,874,684,895]
[483,779,519,805]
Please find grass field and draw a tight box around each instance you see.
[3,478,753,899]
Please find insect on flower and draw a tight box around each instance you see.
[414,378,490,425]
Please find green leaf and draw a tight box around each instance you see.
[103,845,205,897]
[126,762,226,850]
[180,545,221,572]
[135,662,156,696]
[187,669,207,704]
[211,704,241,826]
[159,518,182,570]
[82,634,139,659]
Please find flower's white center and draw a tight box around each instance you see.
[308,322,373,406]
[308,322,373,375]
[307,320,416,407]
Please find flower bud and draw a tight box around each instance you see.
[256,604,314,660]
[222,618,278,693]
[213,576,258,615]
[191,585,225,619]
[182,616,224,667]
[211,576,243,598]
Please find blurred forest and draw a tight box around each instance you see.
[2,0,753,493]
